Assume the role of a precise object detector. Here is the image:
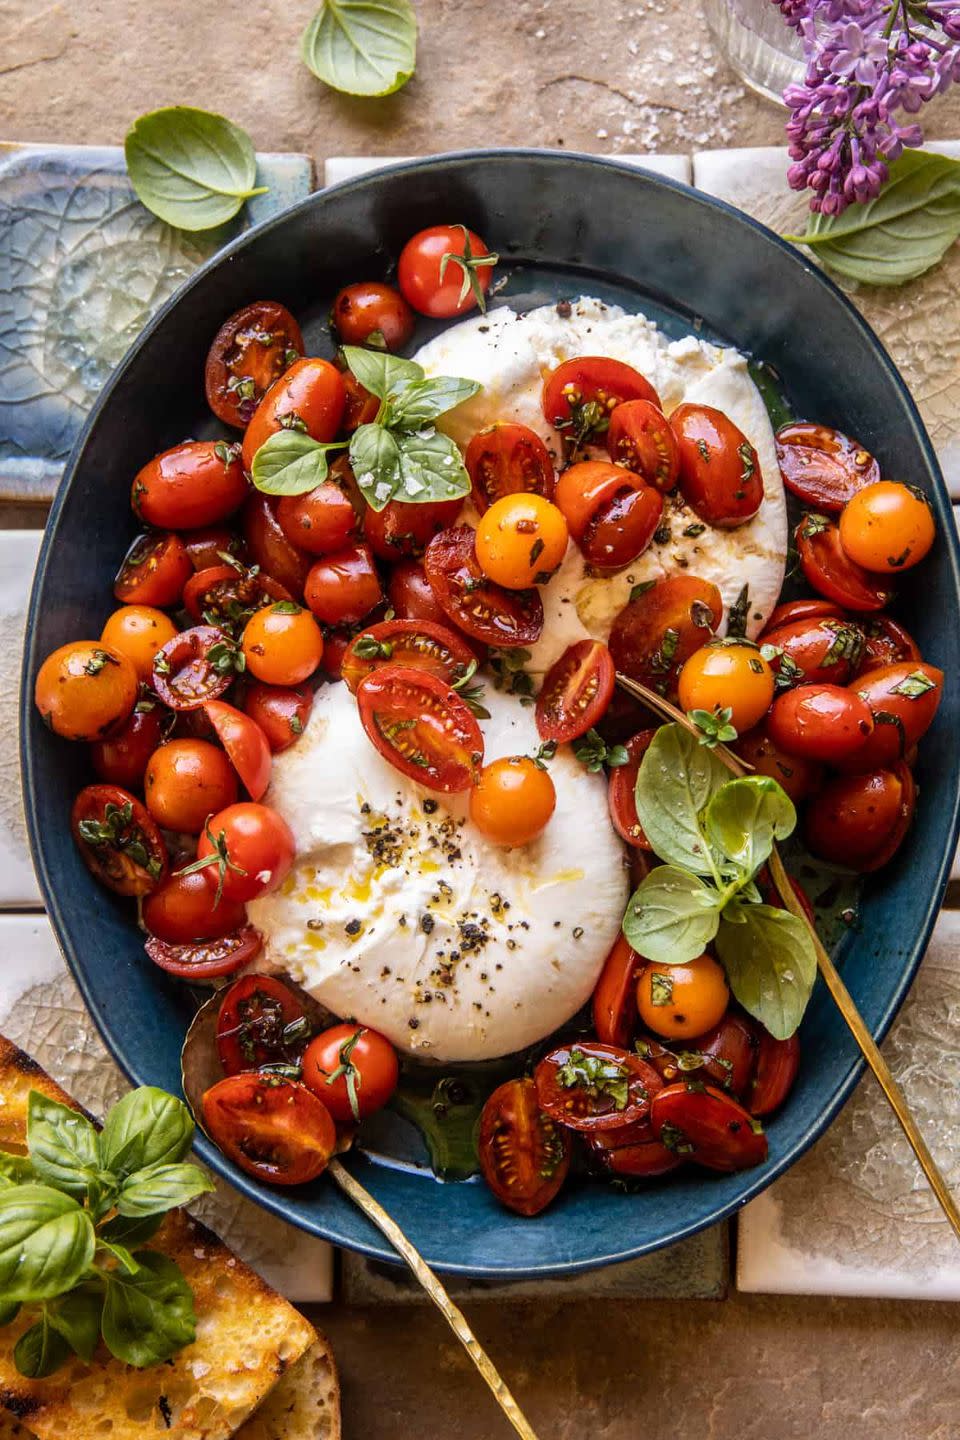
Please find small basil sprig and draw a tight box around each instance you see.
[125,107,267,232]
[621,724,817,1040]
[0,1087,213,1378]
[301,0,417,98]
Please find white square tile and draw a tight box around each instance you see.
[324,150,691,187]
[0,529,43,906]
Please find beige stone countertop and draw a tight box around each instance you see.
[3,1,959,1437]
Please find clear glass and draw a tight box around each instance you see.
[702,0,806,104]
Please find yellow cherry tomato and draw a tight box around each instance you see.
[469,756,556,846]
[677,640,774,733]
[34,641,138,742]
[838,480,935,573]
[637,955,729,1040]
[101,605,178,682]
[474,494,569,590]
[242,602,325,685]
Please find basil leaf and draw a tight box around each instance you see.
[785,150,960,287]
[342,345,422,401]
[98,1211,166,1247]
[251,430,342,496]
[101,1252,196,1367]
[703,776,797,882]
[14,1312,70,1379]
[28,1092,101,1199]
[124,106,267,232]
[0,1300,20,1326]
[50,1284,103,1363]
[0,1184,95,1302]
[387,375,482,429]
[349,423,403,510]
[715,903,817,1040]
[396,429,472,506]
[99,1239,142,1275]
[622,865,722,965]
[117,1162,214,1218]
[301,0,418,97]
[634,723,728,875]
[99,1088,194,1177]
[0,1151,34,1188]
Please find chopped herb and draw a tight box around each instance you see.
[893,669,936,699]
[649,626,680,675]
[738,441,756,481]
[533,740,557,770]
[872,709,907,754]
[726,584,750,638]
[573,728,629,773]
[653,523,671,546]
[214,440,242,466]
[658,1121,694,1155]
[630,580,656,603]
[650,972,673,1007]
[352,633,392,660]
[529,537,545,568]
[683,523,706,538]
[696,438,710,463]
[800,512,830,539]
[556,1049,630,1110]
[820,620,864,672]
[84,648,119,677]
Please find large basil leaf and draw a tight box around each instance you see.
[0,1151,34,1188]
[301,0,418,98]
[14,1313,70,1379]
[27,1092,101,1199]
[715,903,817,1040]
[396,430,472,507]
[101,1252,196,1367]
[387,375,481,428]
[0,1184,95,1302]
[622,865,722,965]
[99,1088,194,1177]
[251,430,343,496]
[117,1162,214,1218]
[50,1285,103,1363]
[342,345,422,401]
[786,150,960,287]
[98,1211,166,1247]
[349,423,403,510]
[125,106,266,232]
[634,723,728,875]
[704,776,796,882]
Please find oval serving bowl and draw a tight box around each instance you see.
[21,150,960,1277]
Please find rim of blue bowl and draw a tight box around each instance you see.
[20,149,960,1276]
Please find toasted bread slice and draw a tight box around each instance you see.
[0,1036,328,1440]
[234,1335,339,1440]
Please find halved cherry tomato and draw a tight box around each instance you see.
[397,224,494,318]
[607,728,656,847]
[242,493,313,599]
[761,598,842,633]
[193,802,296,904]
[760,615,865,689]
[766,683,874,763]
[588,1129,684,1178]
[145,925,262,980]
[242,683,313,752]
[205,300,303,428]
[330,281,415,349]
[363,496,463,562]
[477,1078,571,1217]
[145,738,239,833]
[101,605,178,683]
[805,761,916,872]
[133,440,248,530]
[856,614,920,675]
[277,474,359,557]
[301,1023,399,1125]
[534,1041,663,1132]
[608,575,723,696]
[637,955,729,1041]
[241,357,347,472]
[796,514,893,613]
[91,704,165,789]
[216,974,307,1075]
[242,602,325,686]
[535,639,615,743]
[839,481,935,574]
[606,399,679,491]
[71,784,167,896]
[542,358,661,447]
[776,421,879,511]
[304,544,383,627]
[734,722,823,804]
[592,933,641,1048]
[183,526,247,572]
[341,618,475,694]
[748,1031,800,1117]
[341,372,381,432]
[650,1081,768,1172]
[114,531,193,607]
[671,403,762,528]
[554,460,663,570]
[424,526,543,647]
[36,641,138,742]
[204,699,272,801]
[356,665,484,793]
[143,869,247,945]
[677,640,774,732]
[683,1012,758,1099]
[841,659,943,771]
[183,564,292,631]
[152,625,238,711]
[469,756,556,846]
[465,423,555,512]
[202,1074,334,1186]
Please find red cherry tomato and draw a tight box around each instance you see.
[748,1031,800,1117]
[534,1041,663,1133]
[588,1128,685,1178]
[542,357,661,445]
[397,224,494,318]
[356,665,483,793]
[133,440,248,530]
[242,683,313,753]
[202,1074,334,1186]
[761,598,842,633]
[477,1078,571,1217]
[204,700,272,801]
[760,615,866,688]
[671,403,763,528]
[734,722,823,804]
[856,614,920,675]
[766,683,874,763]
[183,526,247,572]
[90,705,164,789]
[304,543,383,627]
[241,357,347,472]
[608,575,723,696]
[423,526,543,648]
[465,423,555,512]
[341,618,475,694]
[70,785,167,897]
[205,300,303,428]
[387,559,450,625]
[216,974,307,1075]
[114,531,193,607]
[194,802,296,904]
[331,281,415,349]
[363,496,463,562]
[145,925,262,980]
[277,477,359,557]
[555,460,663,570]
[183,564,292,632]
[805,762,916,872]
[796,515,893,613]
[839,660,943,772]
[650,1081,768,1172]
[241,493,313,599]
[143,869,247,944]
[301,1024,399,1125]
[592,934,642,1048]
[151,625,237,711]
[606,399,679,491]
[684,1012,758,1099]
[535,640,615,743]
[775,421,879,512]
[607,728,657,847]
[341,372,381,432]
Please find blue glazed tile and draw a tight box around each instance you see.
[0,142,314,502]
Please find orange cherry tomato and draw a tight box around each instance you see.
[205,300,303,428]
[301,1023,399,1125]
[766,683,875,763]
[677,640,775,733]
[839,481,935,574]
[469,756,557,846]
[474,494,569,589]
[144,738,238,834]
[241,357,347,472]
[734,721,823,804]
[241,601,325,686]
[671,403,763,528]
[331,281,414,349]
[608,575,723,697]
[202,1074,335,1186]
[133,440,249,530]
[650,1081,768,1172]
[35,641,138,742]
[71,784,168,896]
[114,531,193,607]
[357,665,483,793]
[100,605,178,683]
[637,955,729,1041]
[775,421,879,512]
[465,422,555,512]
[241,683,313,753]
[477,1078,571,1217]
[535,639,615,743]
[839,659,943,772]
[304,544,383,628]
[606,398,679,491]
[204,699,272,802]
[554,460,662,569]
[542,357,661,446]
[592,933,642,1048]
[397,224,494,318]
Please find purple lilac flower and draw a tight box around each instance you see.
[772,1,960,212]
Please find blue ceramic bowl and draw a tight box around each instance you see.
[21,152,960,1277]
